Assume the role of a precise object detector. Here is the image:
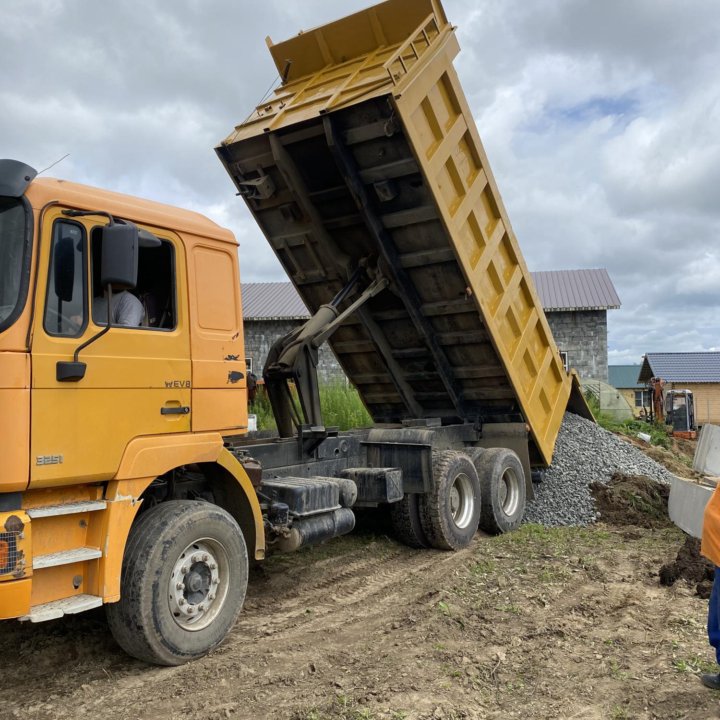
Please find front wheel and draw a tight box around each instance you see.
[106,500,248,666]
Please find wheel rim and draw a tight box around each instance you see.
[168,538,230,632]
[498,467,521,517]
[449,472,475,529]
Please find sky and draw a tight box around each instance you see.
[2,0,719,365]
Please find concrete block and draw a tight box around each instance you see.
[668,475,715,539]
[694,424,720,476]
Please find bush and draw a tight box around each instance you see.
[584,391,669,449]
[250,382,372,432]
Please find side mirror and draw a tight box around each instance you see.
[101,222,138,289]
[53,234,76,302]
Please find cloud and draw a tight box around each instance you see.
[1,0,718,362]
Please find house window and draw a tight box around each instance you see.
[559,351,569,371]
[634,390,651,408]
[245,357,253,375]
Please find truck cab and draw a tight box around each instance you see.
[0,160,264,663]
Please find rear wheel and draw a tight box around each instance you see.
[389,493,429,548]
[106,500,248,666]
[474,448,526,535]
[419,451,481,551]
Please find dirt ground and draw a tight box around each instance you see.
[4,506,720,720]
[591,473,672,530]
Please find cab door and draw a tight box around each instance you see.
[30,208,192,487]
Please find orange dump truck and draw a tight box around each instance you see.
[0,0,589,665]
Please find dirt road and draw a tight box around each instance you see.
[3,515,719,720]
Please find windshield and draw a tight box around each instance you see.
[0,198,30,331]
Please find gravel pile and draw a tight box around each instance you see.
[524,412,676,527]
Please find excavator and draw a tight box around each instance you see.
[647,377,697,440]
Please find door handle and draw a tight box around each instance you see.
[161,406,190,415]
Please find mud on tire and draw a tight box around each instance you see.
[473,448,526,535]
[419,451,481,551]
[389,493,429,548]
[106,500,248,666]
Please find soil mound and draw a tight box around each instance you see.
[659,536,714,598]
[590,472,671,529]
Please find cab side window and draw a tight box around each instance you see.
[44,221,86,337]
[90,228,176,330]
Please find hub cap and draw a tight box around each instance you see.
[498,467,521,517]
[169,538,230,631]
[449,472,475,529]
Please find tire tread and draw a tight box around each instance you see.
[419,451,480,551]
[389,494,429,548]
[106,500,247,665]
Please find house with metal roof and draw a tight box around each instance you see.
[608,365,648,417]
[639,353,720,425]
[242,268,620,382]
[533,269,620,382]
[241,282,343,380]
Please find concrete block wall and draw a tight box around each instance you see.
[246,311,609,385]
[545,310,608,382]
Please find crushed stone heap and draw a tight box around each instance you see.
[524,413,676,527]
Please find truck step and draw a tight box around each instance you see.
[19,594,103,623]
[32,547,102,570]
[26,500,107,518]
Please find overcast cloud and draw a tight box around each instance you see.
[2,0,718,365]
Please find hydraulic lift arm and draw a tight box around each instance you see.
[263,269,388,443]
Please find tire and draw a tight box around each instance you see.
[106,500,248,666]
[389,493,429,548]
[474,448,526,535]
[419,451,481,551]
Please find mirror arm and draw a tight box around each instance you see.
[57,284,113,382]
[62,209,115,225]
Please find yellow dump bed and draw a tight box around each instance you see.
[217,0,588,466]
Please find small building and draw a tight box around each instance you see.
[242,268,620,383]
[608,365,649,418]
[639,352,720,426]
[533,269,620,382]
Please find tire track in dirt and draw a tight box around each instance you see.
[7,526,720,720]
[227,536,477,647]
[4,533,476,720]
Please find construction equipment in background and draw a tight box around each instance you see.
[648,377,666,423]
[646,377,697,439]
[666,389,697,439]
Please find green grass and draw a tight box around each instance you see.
[292,694,406,720]
[320,383,373,429]
[250,382,372,432]
[672,654,717,675]
[248,389,275,431]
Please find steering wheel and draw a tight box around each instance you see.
[44,306,83,335]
